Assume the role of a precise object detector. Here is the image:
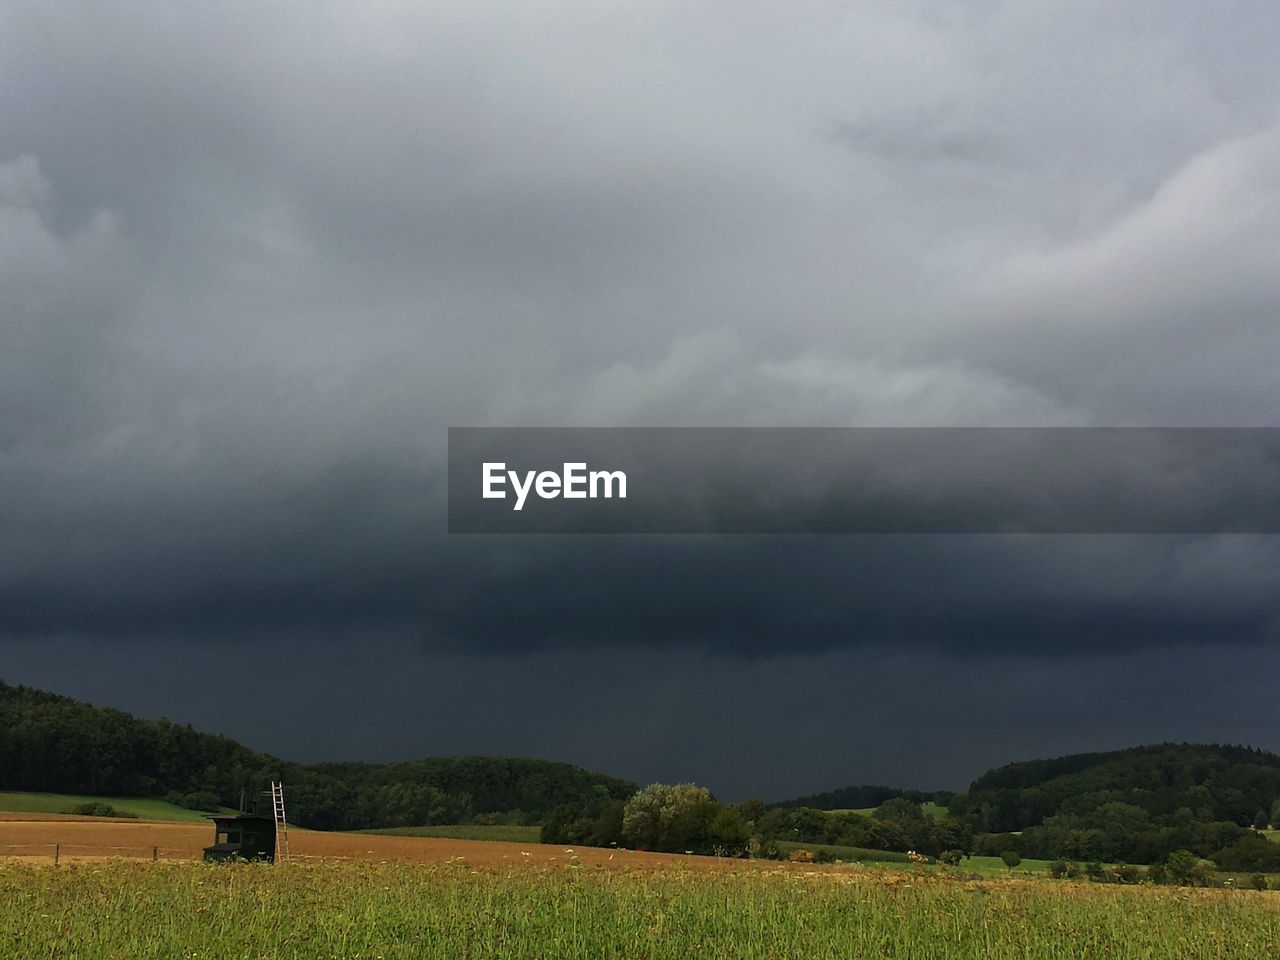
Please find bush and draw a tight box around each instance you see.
[1165,850,1196,885]
[1165,849,1220,887]
[1211,834,1280,872]
[706,805,750,857]
[938,849,965,866]
[66,802,137,819]
[1048,858,1078,879]
[1111,864,1141,885]
[1251,873,1269,891]
[1191,859,1220,887]
[1000,850,1021,870]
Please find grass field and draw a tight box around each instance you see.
[775,844,1056,875]
[357,824,542,843]
[828,801,949,821]
[2,859,1276,959]
[775,841,914,863]
[770,840,1054,875]
[865,856,1056,875]
[0,791,227,822]
[960,855,1053,874]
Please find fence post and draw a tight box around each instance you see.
[53,843,59,865]
[152,846,158,862]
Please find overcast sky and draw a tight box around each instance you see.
[3,1,1280,799]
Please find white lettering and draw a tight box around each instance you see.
[562,462,587,498]
[482,462,627,510]
[509,469,536,511]
[590,469,627,499]
[535,470,561,499]
[482,463,506,499]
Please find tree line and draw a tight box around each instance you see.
[0,682,634,829]
[5,681,1279,872]
[544,744,1280,872]
[542,786,975,861]
[951,743,1280,869]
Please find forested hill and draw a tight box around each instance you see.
[952,743,1280,833]
[0,681,634,831]
[767,743,1280,867]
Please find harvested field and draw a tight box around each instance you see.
[0,812,122,823]
[0,814,801,872]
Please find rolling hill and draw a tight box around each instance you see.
[954,743,1280,833]
[0,681,634,831]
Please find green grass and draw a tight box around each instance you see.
[960,855,1053,875]
[775,841,913,863]
[2,859,1277,959]
[954,858,1275,887]
[355,824,541,843]
[920,801,948,821]
[826,801,950,821]
[0,791,228,822]
[772,845,1055,875]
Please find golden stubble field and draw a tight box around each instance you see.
[0,812,800,871]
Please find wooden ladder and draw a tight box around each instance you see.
[270,781,291,863]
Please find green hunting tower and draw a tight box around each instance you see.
[202,811,276,862]
[202,782,290,863]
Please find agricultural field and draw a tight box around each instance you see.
[774,841,917,865]
[3,811,1279,957]
[0,815,742,870]
[0,791,226,822]
[357,824,541,843]
[852,854,1057,876]
[828,801,949,821]
[773,845,1060,877]
[3,858,1278,960]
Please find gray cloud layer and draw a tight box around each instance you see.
[3,1,1280,789]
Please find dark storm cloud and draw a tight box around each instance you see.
[3,1,1280,785]
[3,523,1279,658]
